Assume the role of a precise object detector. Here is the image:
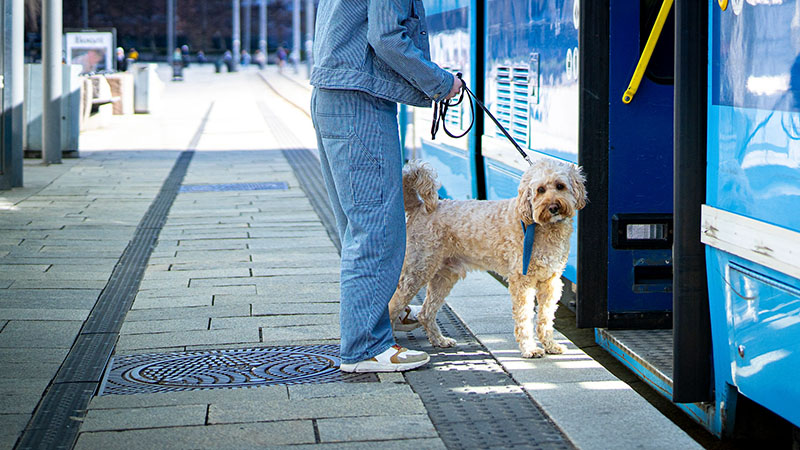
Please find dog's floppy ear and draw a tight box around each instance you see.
[570,164,588,210]
[515,171,534,224]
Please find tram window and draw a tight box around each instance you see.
[640,0,674,85]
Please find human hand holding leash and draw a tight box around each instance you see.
[445,76,464,100]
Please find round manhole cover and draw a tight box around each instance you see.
[100,345,375,395]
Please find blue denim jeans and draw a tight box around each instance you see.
[310,88,405,364]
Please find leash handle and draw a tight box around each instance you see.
[431,73,532,166]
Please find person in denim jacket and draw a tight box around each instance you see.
[310,0,462,372]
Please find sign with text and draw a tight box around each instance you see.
[65,31,115,74]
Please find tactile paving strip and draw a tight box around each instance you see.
[398,304,574,449]
[179,182,288,192]
[98,345,376,395]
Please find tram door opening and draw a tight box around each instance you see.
[578,1,675,330]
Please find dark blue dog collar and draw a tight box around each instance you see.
[521,220,536,275]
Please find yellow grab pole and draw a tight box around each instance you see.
[622,0,674,104]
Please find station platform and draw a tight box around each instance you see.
[1,65,702,449]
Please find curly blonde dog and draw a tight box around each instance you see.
[389,158,587,358]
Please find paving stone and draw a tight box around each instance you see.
[215,290,339,306]
[208,394,426,424]
[288,382,413,400]
[141,268,252,281]
[123,304,250,322]
[0,320,83,348]
[0,308,90,321]
[120,317,209,335]
[80,404,207,432]
[0,264,50,273]
[0,347,69,363]
[0,361,62,380]
[90,385,288,409]
[0,280,11,289]
[74,421,316,450]
[0,391,45,414]
[210,314,338,330]
[0,414,30,450]
[9,279,109,289]
[115,328,260,351]
[260,323,340,343]
[250,266,340,277]
[130,295,212,310]
[249,302,339,316]
[318,414,437,443]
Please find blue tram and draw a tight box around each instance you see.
[405,0,800,439]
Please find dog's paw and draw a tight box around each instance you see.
[520,346,545,358]
[544,342,567,355]
[430,336,457,348]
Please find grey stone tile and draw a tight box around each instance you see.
[250,266,340,277]
[0,414,30,450]
[318,414,437,443]
[0,281,12,288]
[250,302,339,316]
[210,314,338,330]
[141,268,252,281]
[0,289,100,309]
[120,317,209,335]
[208,394,426,424]
[115,328,260,351]
[0,391,44,414]
[123,304,250,322]
[0,361,62,380]
[0,347,69,363]
[80,404,207,432]
[0,308,90,321]
[74,421,315,450]
[90,385,288,409]
[131,295,212,310]
[0,264,50,273]
[288,382,413,400]
[0,320,83,348]
[9,279,109,289]
[261,324,340,343]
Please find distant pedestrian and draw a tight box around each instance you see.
[127,48,139,61]
[254,49,266,69]
[222,50,234,72]
[115,47,128,71]
[181,45,190,68]
[276,46,287,72]
[197,50,207,64]
[241,49,251,67]
[172,47,184,80]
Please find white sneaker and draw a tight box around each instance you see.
[339,345,430,373]
[393,305,422,332]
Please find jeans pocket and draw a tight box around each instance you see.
[351,163,383,206]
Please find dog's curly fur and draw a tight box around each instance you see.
[389,159,587,358]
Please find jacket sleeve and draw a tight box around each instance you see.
[367,0,454,101]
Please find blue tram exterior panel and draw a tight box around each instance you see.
[405,0,475,200]
[482,0,580,283]
[706,2,800,430]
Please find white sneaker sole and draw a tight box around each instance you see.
[339,354,430,373]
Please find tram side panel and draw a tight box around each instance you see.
[482,0,580,282]
[705,1,800,430]
[405,0,474,200]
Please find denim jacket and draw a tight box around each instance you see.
[310,0,455,107]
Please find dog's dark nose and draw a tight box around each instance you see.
[548,204,560,214]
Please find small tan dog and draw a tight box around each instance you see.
[389,159,587,358]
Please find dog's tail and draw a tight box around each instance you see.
[403,160,439,214]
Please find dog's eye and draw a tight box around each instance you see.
[537,186,546,194]
[556,183,565,191]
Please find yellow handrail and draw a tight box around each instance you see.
[622,0,674,104]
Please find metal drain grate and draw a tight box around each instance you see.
[99,345,376,395]
[179,182,289,193]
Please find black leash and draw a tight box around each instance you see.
[431,72,533,166]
